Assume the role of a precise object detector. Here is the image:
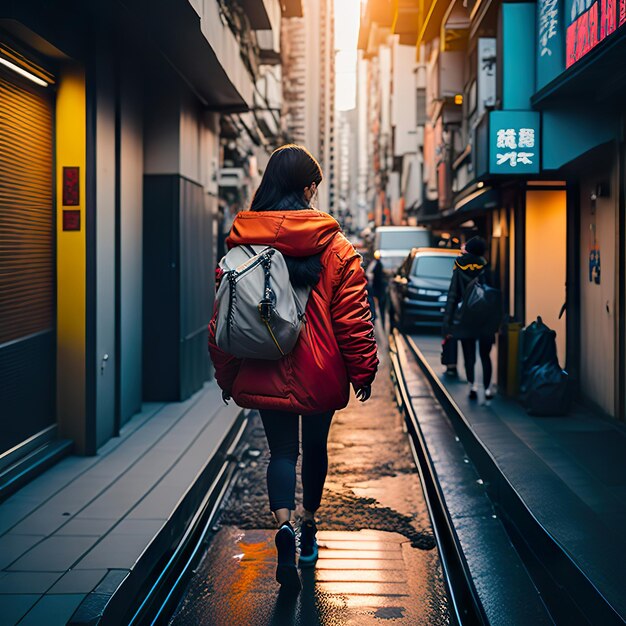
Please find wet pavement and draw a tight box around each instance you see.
[170,330,450,625]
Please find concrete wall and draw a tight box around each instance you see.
[304,0,321,160]
[94,46,117,448]
[199,0,253,107]
[119,54,144,423]
[579,158,617,416]
[379,45,392,148]
[180,87,201,183]
[144,71,181,175]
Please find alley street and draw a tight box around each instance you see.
[169,331,450,626]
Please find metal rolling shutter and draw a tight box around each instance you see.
[0,65,55,455]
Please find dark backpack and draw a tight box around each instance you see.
[453,274,503,338]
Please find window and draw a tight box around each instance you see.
[416,88,426,126]
[412,256,457,279]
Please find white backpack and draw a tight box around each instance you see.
[214,245,311,360]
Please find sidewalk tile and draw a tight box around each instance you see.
[109,518,166,535]
[17,594,84,626]
[0,534,44,570]
[54,518,117,536]
[74,529,158,569]
[0,594,41,625]
[0,495,42,536]
[0,572,60,594]
[77,476,161,520]
[48,569,107,594]
[7,536,99,572]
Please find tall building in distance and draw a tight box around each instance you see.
[337,108,359,232]
[281,0,336,214]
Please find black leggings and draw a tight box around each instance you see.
[259,409,334,513]
[460,337,493,388]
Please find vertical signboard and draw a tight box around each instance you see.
[477,38,497,115]
[565,0,626,67]
[537,0,565,88]
[501,3,537,109]
[489,111,541,175]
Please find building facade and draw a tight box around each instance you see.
[0,0,296,493]
[280,0,336,213]
[359,0,626,420]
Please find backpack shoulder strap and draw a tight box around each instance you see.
[241,244,270,258]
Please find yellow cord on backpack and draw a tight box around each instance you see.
[263,320,285,356]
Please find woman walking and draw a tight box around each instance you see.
[209,145,379,592]
[442,236,496,400]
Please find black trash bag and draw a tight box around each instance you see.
[520,316,570,416]
[524,362,570,416]
[520,316,558,391]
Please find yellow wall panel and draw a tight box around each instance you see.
[56,64,87,451]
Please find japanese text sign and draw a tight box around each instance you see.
[489,111,541,175]
[537,0,565,89]
[565,0,626,67]
[539,0,561,57]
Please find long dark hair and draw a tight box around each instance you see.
[250,144,323,213]
[250,145,324,287]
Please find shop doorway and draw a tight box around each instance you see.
[525,189,567,365]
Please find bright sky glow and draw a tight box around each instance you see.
[334,0,361,111]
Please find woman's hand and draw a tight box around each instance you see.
[355,385,372,402]
[222,390,231,405]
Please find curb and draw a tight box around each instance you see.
[402,333,625,626]
[389,332,488,626]
[68,408,248,626]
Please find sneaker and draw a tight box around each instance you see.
[468,383,478,400]
[485,385,496,400]
[298,519,318,568]
[275,523,302,592]
[444,366,458,378]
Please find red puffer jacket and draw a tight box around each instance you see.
[208,209,378,414]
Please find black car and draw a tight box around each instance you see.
[388,248,459,330]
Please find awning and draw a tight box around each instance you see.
[104,0,253,111]
[532,28,626,109]
[418,187,499,226]
[359,0,394,53]
[369,0,395,26]
[392,0,419,45]
[452,185,499,214]
[280,0,303,18]
[417,0,451,47]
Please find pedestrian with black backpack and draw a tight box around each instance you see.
[208,145,379,593]
[442,236,501,400]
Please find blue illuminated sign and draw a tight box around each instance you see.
[489,111,541,175]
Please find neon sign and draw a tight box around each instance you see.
[566,0,626,67]
[489,111,541,175]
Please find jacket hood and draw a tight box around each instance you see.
[455,252,486,271]
[227,209,341,257]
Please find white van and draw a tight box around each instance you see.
[374,226,431,272]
